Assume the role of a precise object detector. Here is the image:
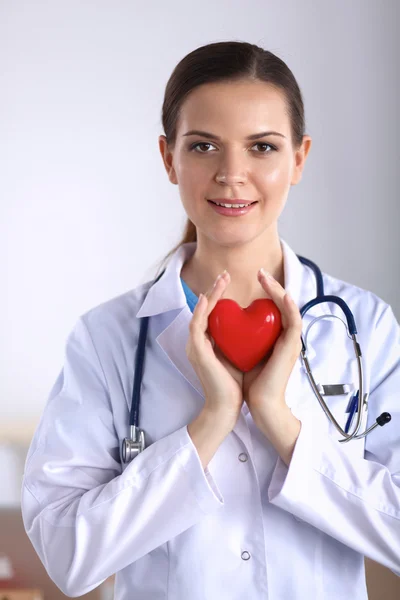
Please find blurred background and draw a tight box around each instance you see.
[1,0,399,598]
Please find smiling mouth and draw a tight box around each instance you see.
[208,200,258,207]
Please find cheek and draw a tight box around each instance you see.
[262,164,291,186]
[178,161,210,190]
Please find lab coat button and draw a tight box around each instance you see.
[238,452,248,462]
[241,551,251,560]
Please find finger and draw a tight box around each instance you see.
[260,292,302,368]
[189,294,215,361]
[284,293,303,354]
[258,269,302,334]
[189,276,232,368]
[205,271,229,303]
[191,293,212,339]
[190,271,229,338]
[192,271,230,351]
[257,269,286,310]
[202,270,230,321]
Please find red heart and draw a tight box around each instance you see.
[208,299,283,372]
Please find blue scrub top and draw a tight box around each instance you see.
[180,278,198,314]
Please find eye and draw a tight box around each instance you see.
[189,142,277,154]
[253,142,277,153]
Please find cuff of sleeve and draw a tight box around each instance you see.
[268,415,320,519]
[178,425,224,513]
[124,424,224,515]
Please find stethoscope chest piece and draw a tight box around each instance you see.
[121,426,146,464]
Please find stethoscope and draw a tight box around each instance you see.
[120,256,391,464]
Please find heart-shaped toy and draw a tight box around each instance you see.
[208,298,283,372]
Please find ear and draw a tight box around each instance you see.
[158,135,178,185]
[290,136,312,186]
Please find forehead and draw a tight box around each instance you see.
[178,80,290,135]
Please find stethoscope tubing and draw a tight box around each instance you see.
[121,255,391,463]
[296,255,390,443]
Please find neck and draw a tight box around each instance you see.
[180,232,285,308]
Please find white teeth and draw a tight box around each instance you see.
[215,202,249,208]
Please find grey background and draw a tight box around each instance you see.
[1,0,399,422]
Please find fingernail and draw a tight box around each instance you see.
[260,267,274,281]
[214,270,229,287]
[213,274,222,288]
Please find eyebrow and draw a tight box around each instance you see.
[182,129,286,141]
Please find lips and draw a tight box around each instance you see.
[208,201,257,217]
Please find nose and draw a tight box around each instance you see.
[216,172,246,185]
[215,148,249,185]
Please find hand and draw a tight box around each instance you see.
[243,269,303,425]
[186,270,244,427]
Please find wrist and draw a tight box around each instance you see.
[202,403,240,433]
[188,409,231,470]
[248,395,286,427]
[255,403,301,467]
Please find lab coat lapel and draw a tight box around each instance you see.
[136,242,205,402]
[136,239,332,447]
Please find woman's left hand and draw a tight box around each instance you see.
[243,269,303,425]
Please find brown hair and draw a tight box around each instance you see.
[155,40,306,277]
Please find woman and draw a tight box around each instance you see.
[21,41,400,599]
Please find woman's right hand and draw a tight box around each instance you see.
[185,270,244,428]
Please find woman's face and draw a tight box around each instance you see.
[159,79,311,247]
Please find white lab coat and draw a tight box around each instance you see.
[21,238,400,599]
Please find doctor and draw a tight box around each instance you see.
[21,41,400,599]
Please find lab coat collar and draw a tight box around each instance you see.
[136,237,331,320]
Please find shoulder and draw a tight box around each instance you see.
[75,280,154,343]
[320,269,392,330]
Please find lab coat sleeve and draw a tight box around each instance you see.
[268,302,400,575]
[21,316,224,598]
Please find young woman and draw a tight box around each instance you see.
[21,41,400,599]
